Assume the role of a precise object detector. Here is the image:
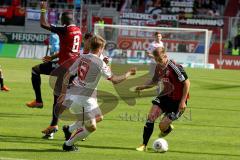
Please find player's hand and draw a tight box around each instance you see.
[103,56,109,64]
[128,67,137,76]
[40,1,47,10]
[135,86,144,96]
[42,56,52,62]
[135,86,145,91]
[178,101,186,112]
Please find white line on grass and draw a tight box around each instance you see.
[0,157,29,160]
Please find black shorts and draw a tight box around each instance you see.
[152,96,187,120]
[33,61,77,97]
[36,61,59,75]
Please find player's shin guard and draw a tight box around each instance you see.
[65,126,90,146]
[163,125,173,134]
[31,70,42,103]
[50,95,59,126]
[143,120,154,146]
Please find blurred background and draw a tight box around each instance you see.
[0,0,239,69]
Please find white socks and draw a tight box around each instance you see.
[65,126,90,146]
[69,121,83,133]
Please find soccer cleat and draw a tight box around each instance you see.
[41,125,58,135]
[159,124,174,138]
[1,85,10,91]
[42,133,54,140]
[26,100,43,108]
[62,142,78,152]
[62,125,72,141]
[136,144,147,152]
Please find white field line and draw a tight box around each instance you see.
[0,157,29,160]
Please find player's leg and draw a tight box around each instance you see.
[63,121,82,141]
[81,107,103,141]
[26,61,55,108]
[63,106,103,141]
[0,69,3,88]
[63,116,97,151]
[51,94,59,127]
[136,100,162,151]
[41,94,59,139]
[49,66,68,126]
[63,115,103,141]
[63,97,100,151]
[42,63,66,138]
[158,116,174,137]
[158,99,185,137]
[0,68,9,91]
[61,93,81,140]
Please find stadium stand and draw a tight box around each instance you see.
[0,0,240,68]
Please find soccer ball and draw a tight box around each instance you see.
[152,138,168,153]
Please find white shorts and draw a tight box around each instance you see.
[62,93,102,122]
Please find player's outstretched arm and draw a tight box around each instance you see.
[135,80,156,92]
[110,67,136,84]
[40,1,51,30]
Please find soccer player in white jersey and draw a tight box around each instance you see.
[146,32,164,77]
[59,35,136,151]
[76,32,108,142]
[146,32,164,59]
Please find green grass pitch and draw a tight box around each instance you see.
[0,57,240,160]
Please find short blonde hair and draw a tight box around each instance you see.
[152,47,165,57]
[90,35,106,52]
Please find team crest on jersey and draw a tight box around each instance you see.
[158,68,169,77]
[162,77,169,82]
[165,69,170,76]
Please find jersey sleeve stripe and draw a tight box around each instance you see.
[169,60,186,82]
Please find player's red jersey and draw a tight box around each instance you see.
[152,60,189,101]
[50,24,82,65]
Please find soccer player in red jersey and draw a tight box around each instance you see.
[26,1,82,139]
[135,47,190,151]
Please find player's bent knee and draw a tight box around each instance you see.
[32,65,40,75]
[85,124,97,132]
[166,112,183,121]
[96,114,103,122]
[145,119,154,128]
[148,114,157,122]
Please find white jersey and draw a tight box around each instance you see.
[61,53,112,116]
[67,53,112,98]
[146,40,164,54]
